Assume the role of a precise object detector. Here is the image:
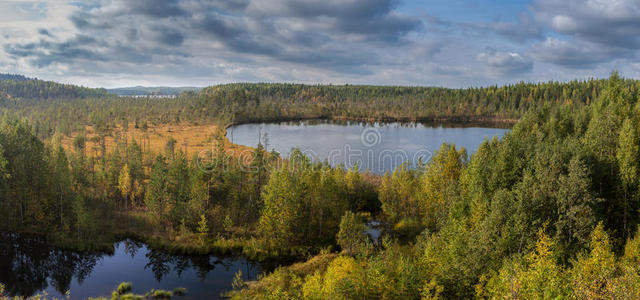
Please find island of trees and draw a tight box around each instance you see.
[1,73,640,298]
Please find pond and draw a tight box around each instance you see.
[228,120,510,174]
[0,233,269,299]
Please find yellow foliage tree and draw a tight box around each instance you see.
[487,226,568,299]
[571,222,617,299]
[118,164,132,210]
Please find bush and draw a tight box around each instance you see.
[151,289,173,299]
[119,293,144,300]
[116,282,133,295]
[336,211,370,256]
[172,287,187,296]
[393,218,424,241]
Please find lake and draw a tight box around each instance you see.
[0,233,268,299]
[228,120,510,174]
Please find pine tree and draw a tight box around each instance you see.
[167,151,190,226]
[197,214,208,245]
[336,211,368,256]
[146,155,168,228]
[257,167,301,251]
[555,156,599,255]
[52,145,72,228]
[223,214,233,238]
[617,118,639,240]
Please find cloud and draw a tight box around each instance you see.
[421,0,640,70]
[465,13,543,43]
[478,49,533,76]
[3,0,422,79]
[533,0,640,49]
[529,38,626,68]
[37,28,53,37]
[420,11,542,44]
[4,0,639,87]
[528,0,640,67]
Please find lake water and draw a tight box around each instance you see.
[228,120,509,174]
[0,233,268,299]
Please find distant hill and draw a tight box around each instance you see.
[0,74,109,100]
[108,86,202,96]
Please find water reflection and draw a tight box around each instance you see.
[0,233,266,299]
[0,232,98,297]
[228,120,509,174]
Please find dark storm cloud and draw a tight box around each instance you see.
[196,12,242,40]
[153,26,185,46]
[5,35,103,67]
[3,0,422,76]
[128,0,187,18]
[3,32,161,68]
[256,0,422,42]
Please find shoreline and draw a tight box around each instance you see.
[223,115,517,131]
[221,114,516,153]
[33,115,518,258]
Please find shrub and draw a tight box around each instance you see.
[336,211,370,256]
[172,287,187,296]
[151,289,173,299]
[116,282,132,295]
[393,217,424,241]
[120,293,144,300]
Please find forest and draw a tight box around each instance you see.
[0,75,632,141]
[1,73,640,298]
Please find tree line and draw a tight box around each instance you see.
[229,73,640,298]
[1,73,640,298]
[0,76,108,102]
[2,76,637,141]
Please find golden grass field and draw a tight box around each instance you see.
[61,123,254,159]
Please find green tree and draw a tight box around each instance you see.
[555,156,600,256]
[379,164,418,224]
[51,145,72,229]
[617,118,639,240]
[257,166,301,251]
[165,137,177,160]
[72,195,93,240]
[197,213,208,245]
[146,155,168,229]
[167,151,190,227]
[223,214,233,238]
[336,211,369,256]
[419,143,465,231]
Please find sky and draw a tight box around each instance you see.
[1,0,640,88]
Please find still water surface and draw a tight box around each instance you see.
[228,120,509,174]
[0,233,266,299]
[1,121,509,299]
